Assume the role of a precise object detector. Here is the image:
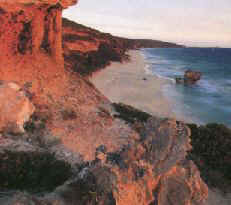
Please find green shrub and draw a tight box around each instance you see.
[0,151,72,194]
[187,123,231,190]
[112,103,151,124]
[64,42,125,77]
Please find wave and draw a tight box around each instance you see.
[141,47,231,126]
[154,73,176,84]
[198,79,219,93]
[143,62,176,84]
[144,64,153,75]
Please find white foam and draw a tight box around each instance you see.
[144,64,153,75]
[143,62,176,84]
[154,73,176,84]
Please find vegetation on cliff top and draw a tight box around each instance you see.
[112,103,152,135]
[113,103,152,124]
[62,18,183,77]
[64,43,126,76]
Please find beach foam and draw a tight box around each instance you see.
[142,47,231,126]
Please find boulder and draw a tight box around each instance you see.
[184,70,202,84]
[176,70,202,85]
[0,81,35,133]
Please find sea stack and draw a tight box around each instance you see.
[176,70,202,85]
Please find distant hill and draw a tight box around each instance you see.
[62,18,183,76]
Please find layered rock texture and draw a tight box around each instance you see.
[0,1,211,205]
[0,0,77,68]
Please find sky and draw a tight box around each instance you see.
[63,0,231,47]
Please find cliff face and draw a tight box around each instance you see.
[0,1,210,205]
[0,1,71,98]
[62,18,183,76]
[0,1,77,66]
[0,0,84,105]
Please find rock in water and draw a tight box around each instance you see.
[176,70,202,85]
[184,69,202,84]
[0,81,35,133]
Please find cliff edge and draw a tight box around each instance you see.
[62,18,183,76]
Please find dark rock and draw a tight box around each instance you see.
[96,145,107,154]
[184,69,202,84]
[175,70,202,85]
[175,77,184,84]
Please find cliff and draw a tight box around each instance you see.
[0,1,211,205]
[62,18,183,76]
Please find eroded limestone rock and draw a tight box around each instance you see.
[0,0,77,66]
[0,81,35,133]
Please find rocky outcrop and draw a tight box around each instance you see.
[184,70,202,84]
[0,0,76,66]
[0,116,208,205]
[0,81,35,133]
[176,70,202,85]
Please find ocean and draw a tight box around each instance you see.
[141,47,231,126]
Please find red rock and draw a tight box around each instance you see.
[0,0,77,8]
[0,81,35,133]
[0,0,77,66]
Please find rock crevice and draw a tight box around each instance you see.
[0,1,74,65]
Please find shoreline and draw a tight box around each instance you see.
[90,50,179,120]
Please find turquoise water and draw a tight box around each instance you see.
[142,48,231,126]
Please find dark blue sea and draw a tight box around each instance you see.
[141,47,231,126]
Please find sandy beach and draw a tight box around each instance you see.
[90,50,176,119]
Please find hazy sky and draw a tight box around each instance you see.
[63,0,231,47]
